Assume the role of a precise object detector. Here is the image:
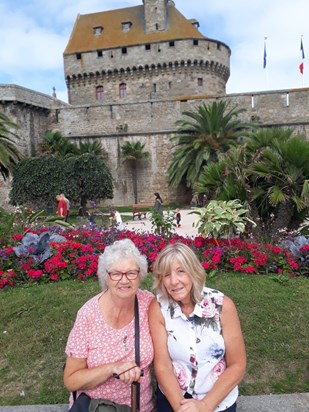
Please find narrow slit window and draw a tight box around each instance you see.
[96,86,104,101]
[119,83,127,98]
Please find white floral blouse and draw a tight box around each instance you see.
[157,287,238,411]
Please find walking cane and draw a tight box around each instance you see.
[132,295,141,412]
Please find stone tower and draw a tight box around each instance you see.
[63,0,231,106]
[143,0,168,33]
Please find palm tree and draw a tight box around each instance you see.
[249,133,309,238]
[78,141,107,158]
[0,112,23,180]
[168,101,254,188]
[121,141,150,203]
[41,131,78,158]
[196,127,309,239]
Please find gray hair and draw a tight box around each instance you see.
[97,238,148,291]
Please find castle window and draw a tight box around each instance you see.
[198,78,203,86]
[191,20,200,28]
[93,26,103,36]
[119,83,127,98]
[76,53,82,60]
[153,83,157,93]
[155,23,159,30]
[122,21,132,32]
[169,41,175,47]
[122,47,127,55]
[96,86,104,101]
[169,81,172,89]
[217,42,221,50]
[145,44,151,51]
[193,39,199,46]
[97,50,103,57]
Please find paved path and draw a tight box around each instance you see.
[0,393,308,411]
[123,208,199,237]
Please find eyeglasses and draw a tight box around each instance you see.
[108,269,140,281]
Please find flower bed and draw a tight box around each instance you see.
[0,226,306,289]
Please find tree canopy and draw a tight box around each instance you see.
[168,101,254,189]
[10,154,113,210]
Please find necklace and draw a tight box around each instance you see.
[123,335,129,352]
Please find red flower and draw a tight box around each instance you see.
[272,246,282,254]
[300,244,309,252]
[12,234,23,241]
[28,269,43,279]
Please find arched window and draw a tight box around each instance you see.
[119,83,127,98]
[96,86,104,100]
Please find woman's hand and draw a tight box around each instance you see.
[112,362,141,384]
[178,399,213,412]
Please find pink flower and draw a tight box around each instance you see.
[202,298,216,318]
[173,363,188,390]
[212,359,226,380]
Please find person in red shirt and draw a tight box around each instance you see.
[56,194,67,218]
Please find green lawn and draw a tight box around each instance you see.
[1,274,308,405]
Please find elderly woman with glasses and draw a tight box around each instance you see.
[64,239,155,411]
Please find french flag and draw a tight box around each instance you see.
[299,38,305,74]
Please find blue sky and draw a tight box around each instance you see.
[1,0,308,102]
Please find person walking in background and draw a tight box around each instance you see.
[56,194,68,218]
[175,208,181,227]
[154,192,163,216]
[111,207,123,230]
[149,242,246,412]
[61,193,70,222]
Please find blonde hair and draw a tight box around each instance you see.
[152,242,206,304]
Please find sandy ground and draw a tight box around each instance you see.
[122,208,200,238]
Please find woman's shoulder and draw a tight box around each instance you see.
[77,292,103,316]
[137,289,154,304]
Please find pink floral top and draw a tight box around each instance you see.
[157,287,238,411]
[66,289,154,412]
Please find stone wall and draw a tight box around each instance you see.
[1,84,309,208]
[144,0,168,33]
[64,38,230,105]
[51,88,309,137]
[70,132,188,206]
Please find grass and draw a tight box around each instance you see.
[0,274,308,406]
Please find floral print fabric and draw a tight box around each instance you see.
[158,287,238,411]
[65,289,154,412]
